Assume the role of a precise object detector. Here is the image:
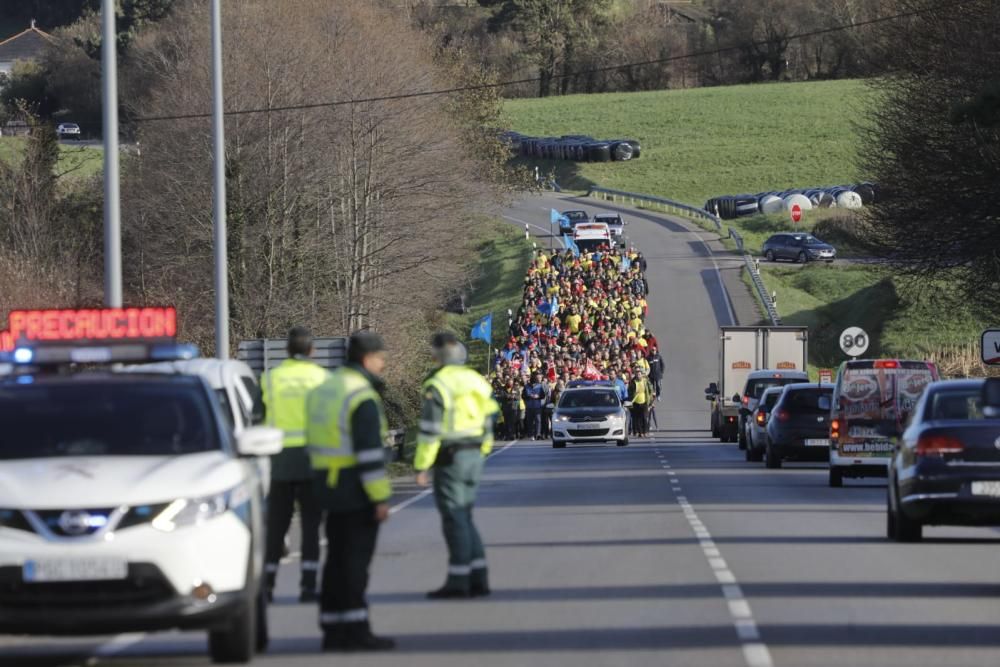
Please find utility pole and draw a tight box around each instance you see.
[101,0,122,307]
[210,0,229,358]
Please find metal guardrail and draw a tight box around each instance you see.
[587,186,723,231]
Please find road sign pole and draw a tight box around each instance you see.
[210,0,229,359]
[101,0,122,308]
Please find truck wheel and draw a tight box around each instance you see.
[765,442,782,469]
[209,593,256,664]
[828,467,843,488]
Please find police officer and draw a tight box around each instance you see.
[306,331,394,652]
[415,332,500,599]
[262,326,329,603]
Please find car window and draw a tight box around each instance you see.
[241,376,264,424]
[762,392,782,410]
[215,389,236,429]
[559,390,620,408]
[746,378,801,399]
[0,381,219,459]
[929,389,985,421]
[784,388,833,413]
[564,211,588,222]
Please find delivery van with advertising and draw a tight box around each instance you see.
[826,359,939,487]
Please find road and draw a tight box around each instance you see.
[5,193,1000,667]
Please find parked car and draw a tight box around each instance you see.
[762,233,836,263]
[551,386,629,448]
[559,210,589,235]
[56,123,81,140]
[745,386,784,462]
[764,383,835,468]
[592,213,626,246]
[828,359,939,487]
[887,378,1000,542]
[737,370,809,450]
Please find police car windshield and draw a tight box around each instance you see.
[560,390,620,409]
[0,380,220,459]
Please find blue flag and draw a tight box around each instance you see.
[471,314,492,344]
[550,208,562,225]
[564,235,580,257]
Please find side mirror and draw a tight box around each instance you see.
[817,395,831,411]
[237,426,283,457]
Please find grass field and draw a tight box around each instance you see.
[760,264,989,377]
[0,137,103,182]
[505,79,868,205]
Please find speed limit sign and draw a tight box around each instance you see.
[840,327,870,357]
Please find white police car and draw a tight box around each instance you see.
[0,307,282,664]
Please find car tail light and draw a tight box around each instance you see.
[915,435,964,457]
[742,395,749,406]
[775,409,791,422]
[756,412,766,425]
[726,416,737,423]
[830,419,840,441]
[874,360,899,369]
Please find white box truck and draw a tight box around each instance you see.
[704,326,809,442]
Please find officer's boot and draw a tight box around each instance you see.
[299,567,318,603]
[427,567,472,599]
[264,567,277,603]
[470,561,491,597]
[344,621,396,651]
[321,625,348,652]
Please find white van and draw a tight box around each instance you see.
[572,222,612,253]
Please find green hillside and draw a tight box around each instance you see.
[505,79,868,205]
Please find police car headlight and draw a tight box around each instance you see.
[152,484,248,532]
[554,414,570,422]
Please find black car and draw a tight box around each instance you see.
[559,210,589,235]
[887,378,1000,542]
[764,383,834,468]
[762,233,836,263]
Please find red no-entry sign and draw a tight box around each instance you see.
[791,204,802,223]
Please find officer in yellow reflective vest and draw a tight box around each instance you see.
[415,332,500,599]
[306,331,395,652]
[261,327,329,603]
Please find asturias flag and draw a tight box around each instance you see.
[471,314,492,344]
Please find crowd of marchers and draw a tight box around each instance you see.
[489,245,665,441]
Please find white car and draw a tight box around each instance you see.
[0,352,282,663]
[551,384,629,448]
[592,213,626,247]
[56,123,81,140]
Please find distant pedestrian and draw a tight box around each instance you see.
[415,333,501,598]
[522,372,545,440]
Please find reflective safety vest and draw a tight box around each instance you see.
[261,358,329,448]
[415,365,500,471]
[306,366,390,500]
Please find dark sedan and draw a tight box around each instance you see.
[559,210,589,235]
[762,232,836,263]
[764,383,834,469]
[887,378,1000,542]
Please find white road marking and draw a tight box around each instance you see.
[665,463,774,667]
[92,633,146,660]
[502,215,552,236]
[688,227,736,326]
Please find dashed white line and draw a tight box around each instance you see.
[665,461,774,667]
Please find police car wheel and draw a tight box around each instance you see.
[209,593,256,663]
[256,587,270,653]
[616,438,628,447]
[552,440,566,449]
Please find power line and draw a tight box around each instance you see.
[134,0,978,123]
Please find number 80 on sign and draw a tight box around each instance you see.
[840,327,869,357]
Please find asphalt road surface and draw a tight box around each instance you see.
[5,193,1000,667]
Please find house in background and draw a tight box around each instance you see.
[0,20,53,77]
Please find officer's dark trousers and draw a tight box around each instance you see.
[434,449,487,592]
[320,509,379,631]
[630,403,648,435]
[265,479,322,592]
[524,408,541,438]
[502,404,519,440]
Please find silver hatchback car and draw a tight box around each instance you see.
[744,386,784,462]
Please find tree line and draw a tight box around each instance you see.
[408,0,888,98]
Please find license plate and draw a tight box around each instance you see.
[971,481,1000,498]
[849,427,880,438]
[23,558,128,583]
[805,439,829,447]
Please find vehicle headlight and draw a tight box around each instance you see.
[554,414,570,422]
[152,485,247,532]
